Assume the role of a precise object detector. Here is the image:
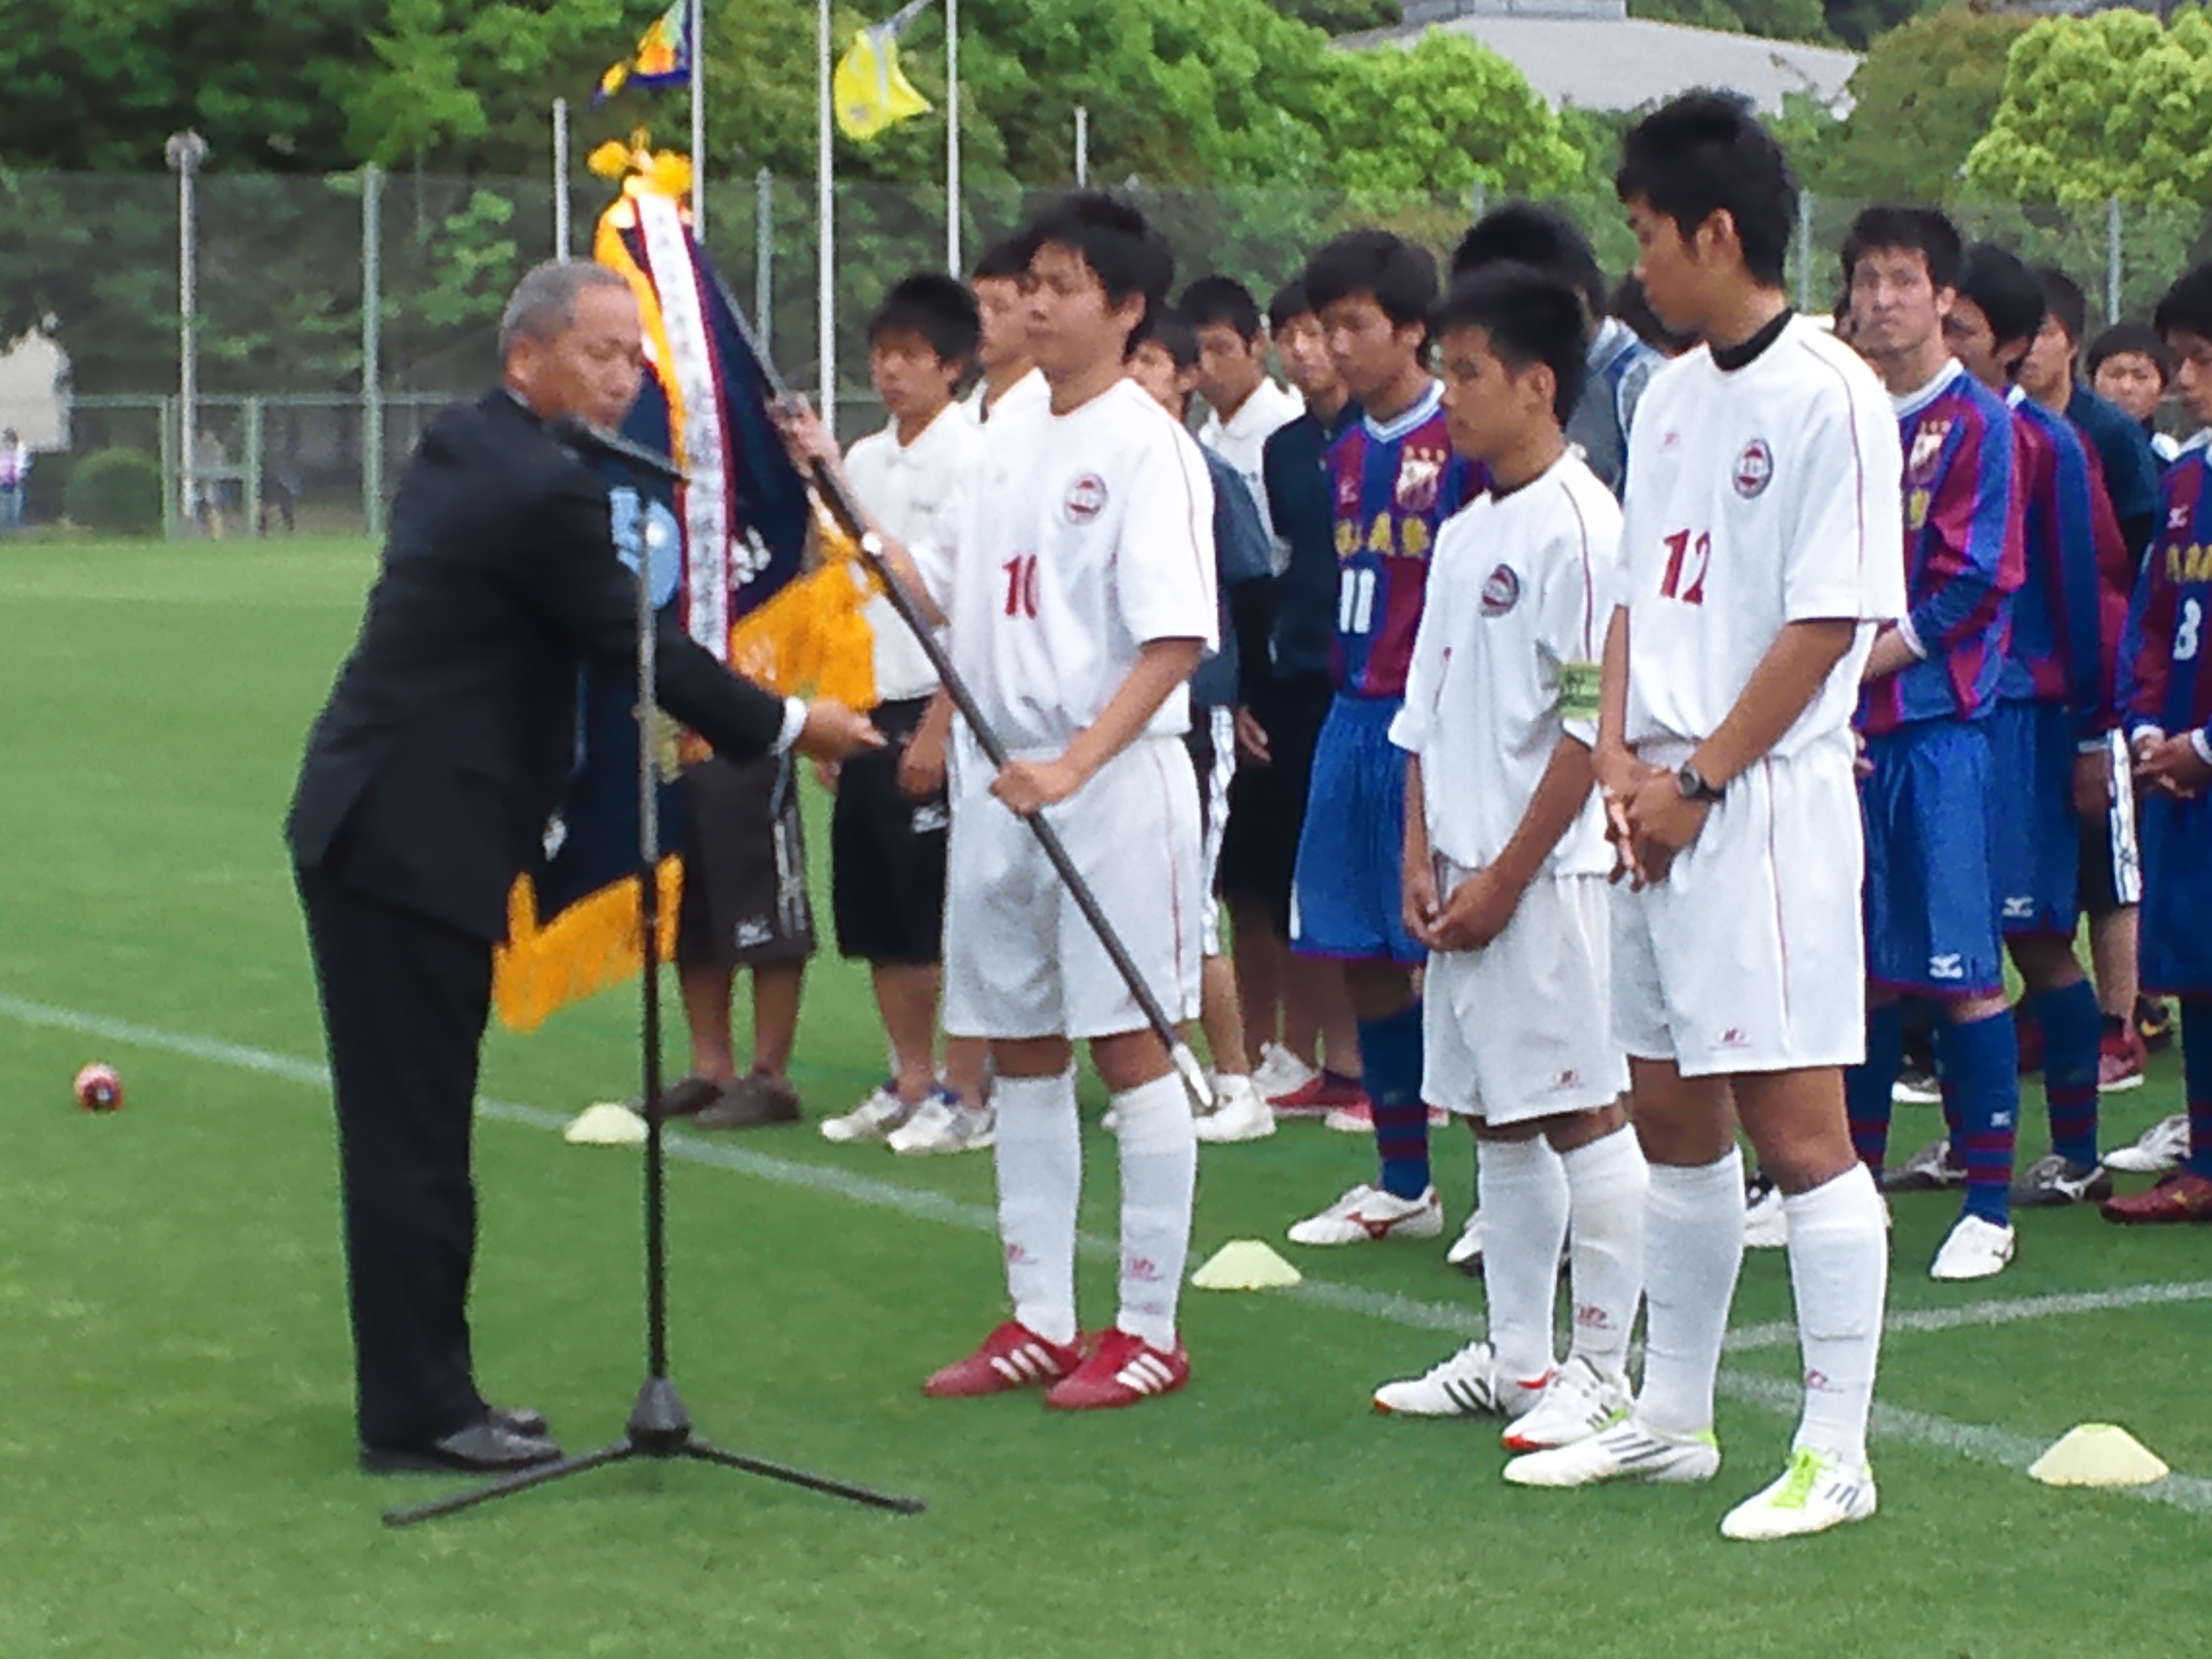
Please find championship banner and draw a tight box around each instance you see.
[491,141,860,1033]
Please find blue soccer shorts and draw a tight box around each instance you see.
[1861,719,2004,998]
[1289,693,1423,966]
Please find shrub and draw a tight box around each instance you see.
[64,448,164,536]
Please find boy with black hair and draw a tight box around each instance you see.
[1452,201,1660,498]
[1182,274,1304,549]
[964,237,1046,426]
[2088,321,2182,460]
[1284,229,1483,1250]
[1127,309,1279,1142]
[1223,277,1368,1117]
[1834,207,2026,1279]
[2021,265,2166,1086]
[1507,92,1902,1543]
[2104,262,2212,1222]
[1371,265,1648,1449]
[785,192,1217,1408]
[816,274,994,1153]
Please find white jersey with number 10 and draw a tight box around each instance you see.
[1618,316,1905,764]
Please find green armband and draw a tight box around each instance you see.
[1558,662,1601,723]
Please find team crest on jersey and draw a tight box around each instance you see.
[1479,563,1522,617]
[1907,420,1952,483]
[1733,439,1774,498]
[1395,450,1444,514]
[1063,473,1109,525]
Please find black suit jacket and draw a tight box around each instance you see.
[287,390,789,941]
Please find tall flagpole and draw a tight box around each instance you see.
[688,0,706,234]
[945,0,960,275]
[552,97,571,258]
[817,0,836,437]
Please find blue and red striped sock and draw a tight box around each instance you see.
[1940,1010,2019,1227]
[1846,1000,1903,1173]
[2032,979,2103,1168]
[1358,1003,1429,1199]
[2183,999,2212,1182]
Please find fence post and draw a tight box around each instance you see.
[244,397,264,538]
[1796,191,1815,314]
[2106,197,2123,325]
[756,169,774,356]
[159,395,179,541]
[362,164,385,544]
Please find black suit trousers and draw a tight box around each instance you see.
[296,863,495,1449]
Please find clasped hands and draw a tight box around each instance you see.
[1596,745,1710,891]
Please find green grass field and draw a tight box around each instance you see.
[2,538,2208,1659]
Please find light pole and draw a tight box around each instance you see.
[165,130,208,537]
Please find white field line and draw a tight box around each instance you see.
[7,990,2208,1515]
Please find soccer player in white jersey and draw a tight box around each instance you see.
[1370,265,1648,1449]
[964,238,1048,427]
[786,195,1217,1410]
[1503,92,1906,1542]
[1183,274,1305,559]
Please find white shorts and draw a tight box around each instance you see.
[1611,746,1866,1078]
[942,732,1204,1041]
[1423,870,1629,1125]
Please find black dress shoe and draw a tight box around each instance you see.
[632,1074,724,1123]
[491,1405,549,1438]
[359,1418,563,1475]
[692,1071,802,1130]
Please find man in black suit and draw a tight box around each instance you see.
[288,260,881,1474]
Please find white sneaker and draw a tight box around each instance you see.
[886,1092,995,1155]
[1744,1181,1788,1250]
[2106,1114,2190,1175]
[818,1083,917,1145]
[1928,1212,2015,1280]
[1373,1340,1546,1418]
[1250,1042,1316,1100]
[1286,1183,1443,1246]
[1500,1354,1632,1452]
[1194,1074,1276,1143]
[1504,1416,1721,1488]
[1446,1209,1484,1271]
[1720,1447,1877,1541]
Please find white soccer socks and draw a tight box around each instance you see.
[992,1070,1083,1347]
[1111,1073,1198,1350]
[1561,1125,1648,1378]
[1475,1135,1572,1385]
[1781,1162,1888,1472]
[1634,1148,1746,1440]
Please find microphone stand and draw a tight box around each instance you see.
[383,442,924,1528]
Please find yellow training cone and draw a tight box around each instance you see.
[2028,1423,2169,1488]
[565,1102,649,1147]
[1191,1240,1303,1291]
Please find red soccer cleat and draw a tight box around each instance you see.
[2101,1170,2212,1224]
[1269,1072,1369,1118]
[1044,1328,1190,1410]
[922,1321,1083,1397]
[2099,1024,2147,1092]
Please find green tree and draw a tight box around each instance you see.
[1966,6,2212,205]
[1630,0,1834,45]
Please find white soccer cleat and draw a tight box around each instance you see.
[1287,1183,1443,1246]
[1501,1355,1633,1452]
[1250,1042,1317,1101]
[1719,1447,1878,1541]
[2105,1114,2189,1175]
[818,1083,917,1145]
[1928,1212,2015,1280]
[886,1092,995,1155]
[1744,1181,1789,1250]
[1446,1209,1484,1270]
[1194,1074,1276,1144]
[1503,1416,1721,1488]
[1373,1340,1546,1418]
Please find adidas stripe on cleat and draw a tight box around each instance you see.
[1045,1329,1190,1410]
[1503,1416,1721,1488]
[1373,1340,1545,1419]
[922,1321,1082,1398]
[1719,1448,1877,1541]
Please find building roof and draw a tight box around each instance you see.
[1337,0,1863,116]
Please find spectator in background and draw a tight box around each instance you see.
[0,429,27,530]
[2021,270,2162,557]
[2088,321,2199,463]
[1609,273,1698,359]
[1182,274,1303,558]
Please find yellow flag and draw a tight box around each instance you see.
[833,1,934,142]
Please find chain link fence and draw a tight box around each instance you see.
[6,167,2209,538]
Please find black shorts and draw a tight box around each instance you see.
[2078,792,2141,917]
[831,696,948,966]
[1218,672,1335,935]
[675,751,816,969]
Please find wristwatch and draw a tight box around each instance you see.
[1676,761,1725,805]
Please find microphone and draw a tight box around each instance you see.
[547,414,687,484]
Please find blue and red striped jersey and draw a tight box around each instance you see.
[2001,393,2109,739]
[2120,451,2212,744]
[1859,366,2023,735]
[1326,382,1485,699]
